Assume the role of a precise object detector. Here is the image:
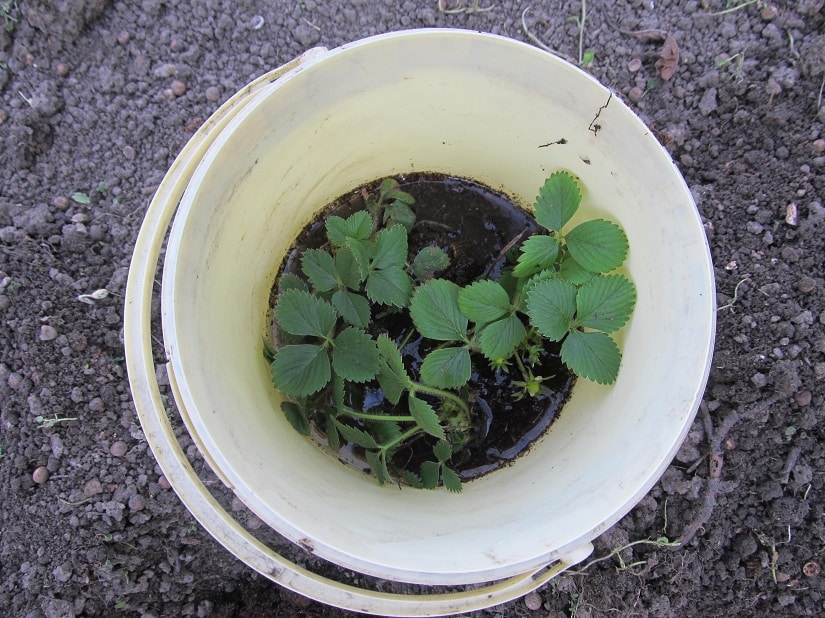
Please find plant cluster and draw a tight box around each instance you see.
[267,172,636,491]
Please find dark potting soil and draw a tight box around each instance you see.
[272,173,576,481]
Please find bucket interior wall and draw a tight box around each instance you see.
[162,30,714,585]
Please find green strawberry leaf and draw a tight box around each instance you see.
[574,274,636,333]
[332,327,379,383]
[324,410,341,448]
[331,289,370,328]
[433,439,452,463]
[398,469,424,488]
[275,289,338,338]
[517,269,559,311]
[409,279,468,341]
[525,279,577,341]
[478,313,527,361]
[325,216,348,247]
[365,450,390,485]
[561,329,621,385]
[411,246,451,281]
[345,237,374,280]
[513,234,560,278]
[278,273,308,293]
[420,346,471,389]
[262,337,276,363]
[326,211,372,247]
[372,224,408,270]
[408,395,446,440]
[441,465,462,493]
[271,344,331,396]
[280,401,310,435]
[379,179,415,205]
[420,460,440,490]
[534,171,581,233]
[565,219,629,273]
[558,255,595,285]
[335,421,379,449]
[457,280,512,324]
[365,265,413,308]
[376,334,411,405]
[335,246,363,288]
[369,419,403,446]
[379,178,399,194]
[384,201,416,231]
[301,248,338,292]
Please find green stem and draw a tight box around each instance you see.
[340,406,415,423]
[379,426,421,453]
[514,352,532,383]
[411,383,470,417]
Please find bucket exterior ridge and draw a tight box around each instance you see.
[126,29,715,613]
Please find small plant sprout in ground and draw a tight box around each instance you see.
[1,1,18,33]
[35,414,79,428]
[268,172,636,491]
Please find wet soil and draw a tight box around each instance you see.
[1,2,824,617]
[275,174,576,481]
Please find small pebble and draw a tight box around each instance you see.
[89,224,106,241]
[246,514,262,530]
[55,63,69,77]
[52,195,70,210]
[117,30,130,45]
[760,5,779,21]
[813,139,825,155]
[39,325,58,341]
[184,117,204,132]
[155,63,176,78]
[33,467,50,484]
[50,435,64,458]
[88,397,104,412]
[628,86,644,103]
[751,372,768,388]
[7,372,23,389]
[786,203,798,226]
[84,478,103,497]
[158,475,172,490]
[524,591,543,611]
[803,561,821,577]
[110,441,128,457]
[627,58,642,72]
[128,494,146,512]
[205,86,220,102]
[0,108,7,124]
[798,277,817,293]
[170,79,187,97]
[794,391,812,407]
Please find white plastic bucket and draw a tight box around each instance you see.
[125,30,715,616]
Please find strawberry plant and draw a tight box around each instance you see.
[267,172,636,491]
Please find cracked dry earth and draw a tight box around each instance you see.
[1,1,825,617]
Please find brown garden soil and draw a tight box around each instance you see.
[1,1,824,617]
